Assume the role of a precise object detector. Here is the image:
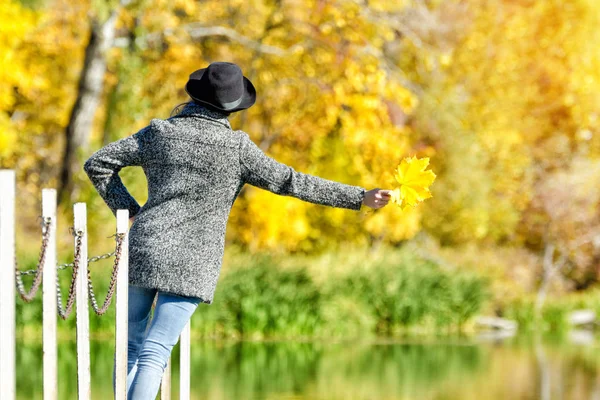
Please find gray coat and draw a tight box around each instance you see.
[83,102,366,303]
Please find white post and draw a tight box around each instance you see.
[161,358,171,400]
[42,189,57,400]
[115,209,129,398]
[180,322,191,400]
[74,203,90,399]
[0,170,16,400]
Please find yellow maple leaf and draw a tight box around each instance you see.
[391,156,436,211]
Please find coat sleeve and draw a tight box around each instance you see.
[237,130,366,211]
[83,126,150,217]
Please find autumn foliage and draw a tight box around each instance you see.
[3,0,600,296]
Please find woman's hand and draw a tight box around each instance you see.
[362,188,392,209]
[129,216,135,224]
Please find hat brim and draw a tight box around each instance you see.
[184,68,256,112]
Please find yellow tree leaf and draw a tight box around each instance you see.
[392,156,436,211]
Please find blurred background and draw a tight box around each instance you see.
[3,0,600,398]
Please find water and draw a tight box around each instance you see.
[15,335,600,399]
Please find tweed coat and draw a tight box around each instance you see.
[83,102,367,303]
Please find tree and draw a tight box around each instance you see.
[524,157,600,314]
[58,0,131,204]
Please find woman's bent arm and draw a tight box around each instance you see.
[238,130,366,210]
[83,126,149,217]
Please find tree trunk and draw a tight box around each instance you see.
[535,243,568,320]
[535,243,555,318]
[58,10,119,205]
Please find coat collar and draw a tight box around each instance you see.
[171,102,232,129]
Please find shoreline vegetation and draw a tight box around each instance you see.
[15,242,600,343]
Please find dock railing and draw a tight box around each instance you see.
[0,170,190,399]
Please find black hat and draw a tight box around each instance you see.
[185,62,256,112]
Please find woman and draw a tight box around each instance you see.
[84,61,392,399]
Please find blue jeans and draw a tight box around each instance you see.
[113,285,202,399]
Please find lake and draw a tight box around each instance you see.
[15,334,600,399]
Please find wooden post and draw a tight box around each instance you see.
[114,209,129,398]
[161,358,171,400]
[180,322,191,400]
[0,170,16,400]
[42,189,57,400]
[74,203,91,399]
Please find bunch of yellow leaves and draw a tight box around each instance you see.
[390,156,436,212]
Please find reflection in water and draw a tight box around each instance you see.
[15,337,600,399]
[183,341,482,400]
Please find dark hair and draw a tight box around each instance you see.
[169,100,232,118]
[170,101,194,117]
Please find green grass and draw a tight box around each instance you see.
[12,245,505,340]
[504,290,600,334]
[192,248,489,339]
[15,244,600,340]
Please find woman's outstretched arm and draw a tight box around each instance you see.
[238,130,391,210]
[83,126,150,218]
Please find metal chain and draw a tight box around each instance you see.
[87,232,125,315]
[17,249,117,276]
[15,218,125,319]
[56,230,83,320]
[15,217,52,302]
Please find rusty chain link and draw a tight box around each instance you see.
[17,244,117,277]
[14,217,52,302]
[87,232,125,315]
[16,251,117,276]
[56,229,83,320]
[15,214,127,319]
